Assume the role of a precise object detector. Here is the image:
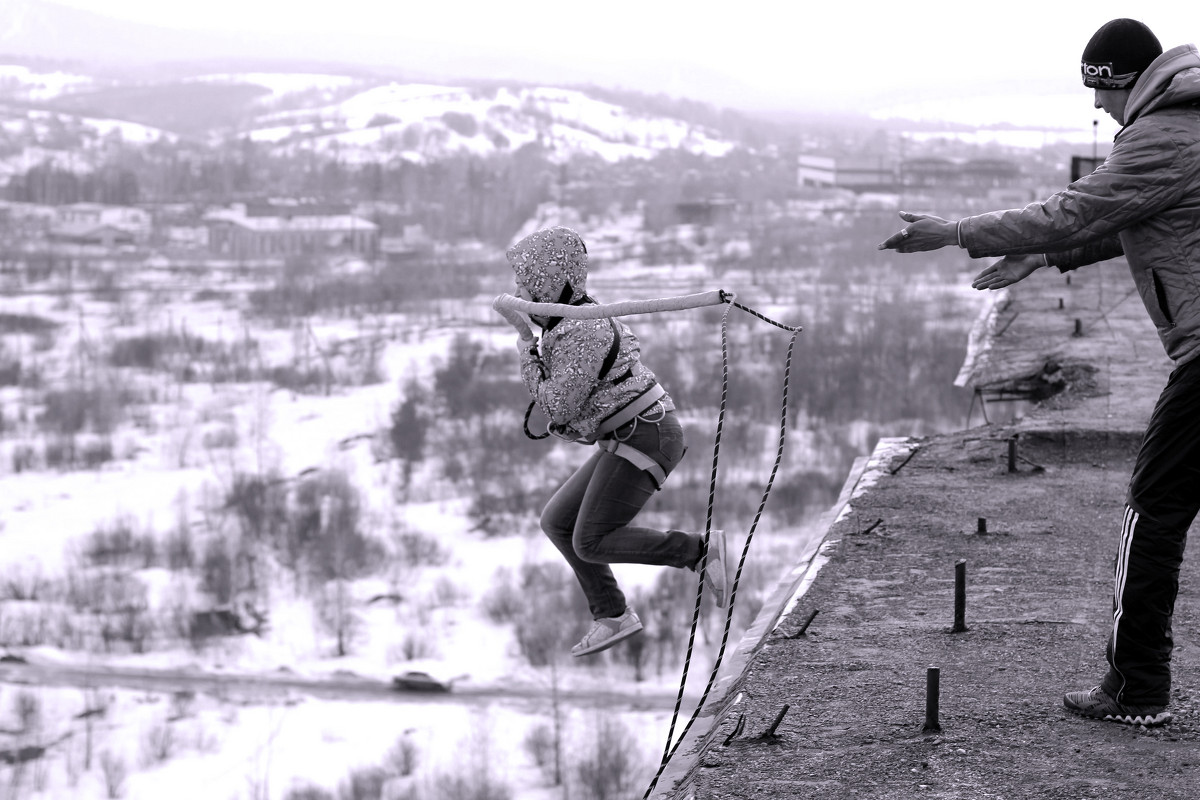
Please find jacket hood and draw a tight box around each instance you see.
[506,226,589,304]
[1126,44,1200,123]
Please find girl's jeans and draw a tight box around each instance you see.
[540,410,700,620]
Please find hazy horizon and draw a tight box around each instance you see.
[4,0,1198,126]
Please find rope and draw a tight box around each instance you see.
[492,290,732,320]
[523,400,550,439]
[643,302,801,798]
[728,299,803,333]
[654,298,732,771]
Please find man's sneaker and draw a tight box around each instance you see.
[702,529,730,608]
[571,608,643,657]
[1064,686,1172,726]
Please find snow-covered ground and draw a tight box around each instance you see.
[0,238,829,799]
[0,675,678,800]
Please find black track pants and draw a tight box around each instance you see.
[1101,357,1200,706]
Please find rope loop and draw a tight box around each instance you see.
[643,300,800,798]
[522,400,549,440]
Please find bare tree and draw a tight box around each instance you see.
[572,714,648,800]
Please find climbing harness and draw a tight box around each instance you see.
[595,394,672,487]
[494,289,802,797]
[596,436,668,489]
[596,382,666,438]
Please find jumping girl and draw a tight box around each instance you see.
[495,226,728,656]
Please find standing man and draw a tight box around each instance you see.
[878,18,1200,727]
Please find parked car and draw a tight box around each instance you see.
[391,671,452,693]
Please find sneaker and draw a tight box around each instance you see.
[571,608,643,657]
[702,529,730,608]
[1063,686,1172,726]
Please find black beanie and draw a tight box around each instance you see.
[1081,18,1162,89]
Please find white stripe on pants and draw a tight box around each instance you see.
[1111,504,1139,697]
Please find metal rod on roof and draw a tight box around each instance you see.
[953,560,968,633]
[761,704,790,739]
[924,667,942,732]
[795,608,820,636]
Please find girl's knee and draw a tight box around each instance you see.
[573,536,604,563]
[540,508,569,539]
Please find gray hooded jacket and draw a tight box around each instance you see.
[506,227,673,443]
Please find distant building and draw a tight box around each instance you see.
[380,224,433,264]
[204,206,379,259]
[47,222,135,247]
[961,158,1023,189]
[798,155,897,192]
[901,157,1023,193]
[799,154,1023,196]
[900,157,960,189]
[55,202,151,242]
[0,201,55,222]
[164,225,209,249]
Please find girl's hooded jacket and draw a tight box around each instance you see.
[958,44,1200,365]
[507,226,673,443]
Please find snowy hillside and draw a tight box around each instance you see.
[0,62,743,168]
[0,63,96,102]
[246,82,737,163]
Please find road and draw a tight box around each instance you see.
[0,656,683,712]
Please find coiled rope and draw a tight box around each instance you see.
[494,289,801,797]
[645,300,799,798]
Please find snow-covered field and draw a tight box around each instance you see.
[0,237,831,799]
[0,664,686,800]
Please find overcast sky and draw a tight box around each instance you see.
[41,0,1200,120]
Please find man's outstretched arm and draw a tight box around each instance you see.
[971,255,1047,290]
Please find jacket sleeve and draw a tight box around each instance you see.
[960,120,1187,258]
[1047,236,1126,272]
[520,320,612,429]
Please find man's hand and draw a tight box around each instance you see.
[877,211,959,253]
[971,255,1046,290]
